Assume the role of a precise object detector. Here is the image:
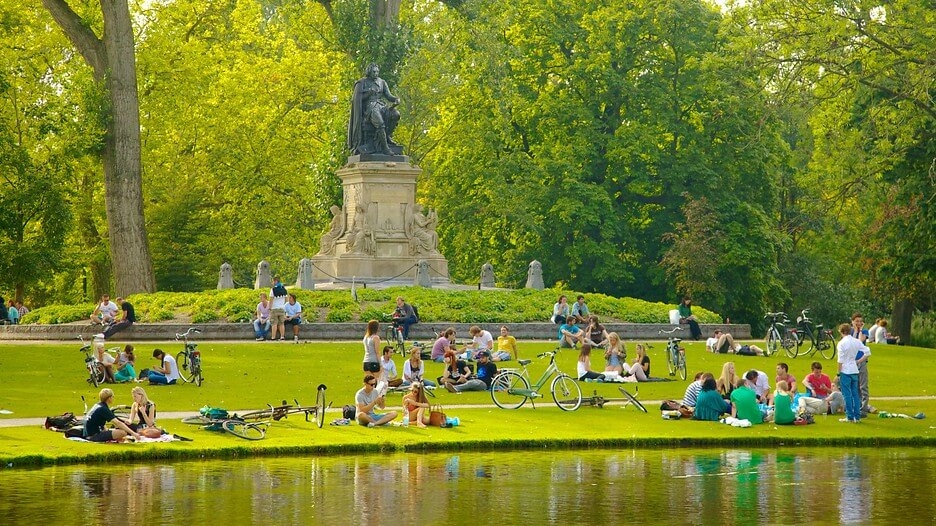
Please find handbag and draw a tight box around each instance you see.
[428,404,447,427]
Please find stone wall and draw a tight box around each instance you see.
[0,322,751,342]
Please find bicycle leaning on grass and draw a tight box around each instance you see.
[764,312,796,357]
[78,336,106,387]
[490,348,583,411]
[660,327,687,381]
[175,327,203,386]
[792,309,836,359]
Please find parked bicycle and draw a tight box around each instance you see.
[175,327,203,386]
[659,327,687,381]
[764,312,796,357]
[580,386,648,412]
[490,348,582,411]
[77,336,118,387]
[385,324,407,356]
[792,309,836,359]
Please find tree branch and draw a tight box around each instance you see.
[41,0,106,80]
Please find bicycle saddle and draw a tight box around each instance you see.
[518,359,532,366]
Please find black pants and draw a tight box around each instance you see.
[103,320,132,339]
[687,319,702,340]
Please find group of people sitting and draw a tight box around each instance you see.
[679,360,846,425]
[89,293,136,339]
[0,296,28,324]
[252,277,304,342]
[81,386,163,442]
[92,339,181,386]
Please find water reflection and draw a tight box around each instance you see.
[1,448,934,524]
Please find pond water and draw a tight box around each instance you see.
[1,447,934,524]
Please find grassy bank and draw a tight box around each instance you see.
[1,339,933,466]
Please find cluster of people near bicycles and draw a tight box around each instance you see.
[89,338,182,386]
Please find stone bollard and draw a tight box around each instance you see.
[255,260,272,289]
[217,262,234,289]
[480,263,495,288]
[525,260,544,289]
[296,258,314,290]
[414,259,432,288]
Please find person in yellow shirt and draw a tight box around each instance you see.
[494,326,518,362]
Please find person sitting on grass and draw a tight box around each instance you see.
[775,362,798,393]
[558,320,583,349]
[431,328,457,363]
[126,386,163,438]
[770,380,796,425]
[402,348,435,387]
[798,376,845,417]
[693,377,730,422]
[83,388,141,443]
[148,348,180,385]
[94,340,116,384]
[622,343,650,382]
[716,362,739,399]
[494,326,517,362]
[604,332,626,374]
[441,350,471,389]
[682,371,709,409]
[380,346,403,387]
[576,344,606,382]
[583,315,609,349]
[802,361,832,398]
[730,373,764,424]
[113,345,137,383]
[446,350,497,393]
[465,325,494,360]
[402,382,431,428]
[355,374,398,427]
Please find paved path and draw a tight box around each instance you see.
[3,396,933,429]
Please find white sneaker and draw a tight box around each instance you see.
[367,422,376,428]
[94,333,105,339]
[294,336,299,343]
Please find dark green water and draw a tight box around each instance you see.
[1,447,934,524]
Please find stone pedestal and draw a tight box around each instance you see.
[312,159,450,284]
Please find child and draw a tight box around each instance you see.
[577,344,606,382]
[401,382,431,428]
[771,380,796,425]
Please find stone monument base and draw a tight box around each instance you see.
[311,254,449,285]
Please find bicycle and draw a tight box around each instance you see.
[78,336,106,387]
[764,312,796,357]
[182,408,269,440]
[237,384,330,429]
[175,327,203,386]
[490,348,582,411]
[385,324,407,356]
[580,386,648,413]
[660,327,687,381]
[792,309,836,359]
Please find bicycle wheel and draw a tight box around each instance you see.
[88,363,103,387]
[181,415,214,425]
[223,420,265,440]
[176,351,192,383]
[819,330,836,360]
[490,371,529,409]
[804,329,818,356]
[781,331,796,355]
[551,374,582,411]
[788,332,801,358]
[618,387,648,413]
[315,387,327,429]
[765,330,779,356]
[192,358,203,387]
[666,346,676,376]
[677,350,687,381]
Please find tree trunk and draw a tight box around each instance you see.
[892,297,913,345]
[42,0,156,296]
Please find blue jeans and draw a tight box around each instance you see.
[253,319,271,339]
[840,373,860,421]
[148,371,177,385]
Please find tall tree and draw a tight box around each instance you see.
[41,0,156,295]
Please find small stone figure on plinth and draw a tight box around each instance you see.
[525,260,544,289]
[407,203,439,256]
[347,63,402,157]
[414,259,432,288]
[218,262,234,289]
[255,260,272,289]
[346,201,377,255]
[317,205,346,256]
[296,258,314,290]
[480,263,495,288]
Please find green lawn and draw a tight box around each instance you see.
[1,339,933,466]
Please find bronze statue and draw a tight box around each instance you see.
[347,63,401,156]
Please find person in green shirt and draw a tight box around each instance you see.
[771,380,796,425]
[693,377,730,421]
[730,372,764,424]
[677,297,702,340]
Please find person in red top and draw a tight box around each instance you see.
[802,361,832,398]
[775,362,798,393]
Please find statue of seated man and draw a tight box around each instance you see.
[347,63,401,156]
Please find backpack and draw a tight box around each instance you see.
[660,400,681,411]
[199,406,229,419]
[44,412,79,430]
[272,283,288,298]
[412,305,420,322]
[342,404,356,420]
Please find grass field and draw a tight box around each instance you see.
[1,338,933,466]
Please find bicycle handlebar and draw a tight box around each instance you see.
[537,350,556,359]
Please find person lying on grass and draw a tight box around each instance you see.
[83,388,142,443]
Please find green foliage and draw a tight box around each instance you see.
[19,304,89,325]
[325,309,353,322]
[910,312,936,350]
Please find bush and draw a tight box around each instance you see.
[911,312,936,349]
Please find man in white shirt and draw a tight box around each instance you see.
[837,322,870,422]
[465,325,494,360]
[90,294,119,325]
[379,346,401,387]
[284,294,303,343]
